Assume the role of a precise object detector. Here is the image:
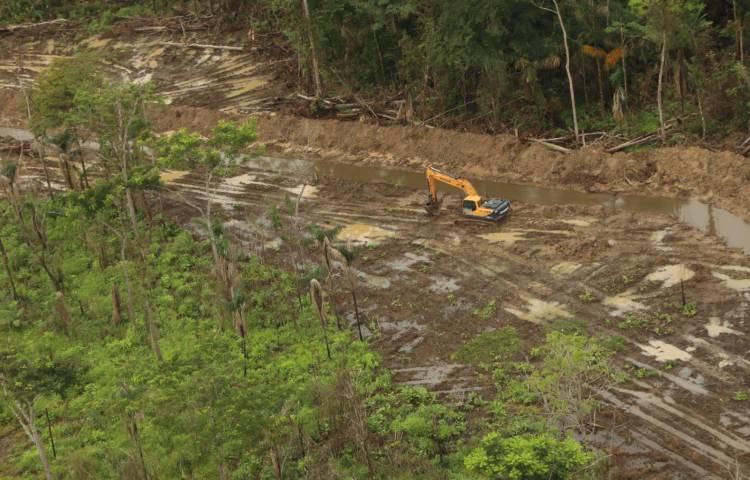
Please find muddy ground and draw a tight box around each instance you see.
[2,23,750,479]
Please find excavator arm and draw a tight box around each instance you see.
[425,166,479,204]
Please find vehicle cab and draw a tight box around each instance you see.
[462,195,484,216]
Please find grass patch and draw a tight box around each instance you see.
[453,326,522,368]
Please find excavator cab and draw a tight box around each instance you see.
[462,196,482,215]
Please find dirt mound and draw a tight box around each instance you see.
[255,113,750,221]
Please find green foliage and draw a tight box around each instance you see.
[154,119,259,172]
[522,333,613,432]
[453,327,522,369]
[472,300,496,320]
[681,302,698,317]
[464,432,594,480]
[579,291,595,303]
[733,390,749,401]
[30,55,104,135]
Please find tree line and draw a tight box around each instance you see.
[2,0,748,140]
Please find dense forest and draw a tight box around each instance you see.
[2,0,748,140]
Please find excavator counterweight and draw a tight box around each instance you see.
[425,166,511,221]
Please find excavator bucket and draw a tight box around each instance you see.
[424,196,443,216]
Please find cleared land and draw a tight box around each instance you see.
[2,24,750,479]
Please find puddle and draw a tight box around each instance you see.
[705,317,744,338]
[428,276,461,294]
[712,272,750,292]
[393,364,464,388]
[719,265,750,273]
[639,340,692,362]
[478,231,526,245]
[603,289,647,316]
[160,170,190,183]
[398,335,426,353]
[386,252,430,272]
[337,223,395,246]
[645,264,695,289]
[356,270,391,289]
[282,184,319,198]
[223,173,258,187]
[505,297,571,324]
[551,261,581,276]
[561,218,593,227]
[650,229,673,251]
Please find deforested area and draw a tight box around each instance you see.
[1,2,750,479]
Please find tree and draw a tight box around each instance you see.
[536,0,580,142]
[30,56,104,190]
[154,120,259,338]
[464,432,594,480]
[0,338,83,480]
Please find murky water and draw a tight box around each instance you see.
[234,154,750,254]
[3,126,750,254]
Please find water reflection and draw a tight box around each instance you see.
[252,156,750,255]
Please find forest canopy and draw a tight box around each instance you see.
[1,0,748,138]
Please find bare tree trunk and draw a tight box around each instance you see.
[75,138,90,189]
[301,0,322,97]
[657,30,667,142]
[596,57,605,111]
[582,57,590,106]
[1,391,54,480]
[60,152,75,190]
[38,145,53,197]
[552,0,580,142]
[54,291,71,334]
[735,0,745,63]
[696,88,707,139]
[127,414,150,480]
[620,24,628,99]
[0,236,19,301]
[112,284,123,326]
[143,294,163,362]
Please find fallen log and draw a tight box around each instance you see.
[738,135,750,155]
[605,133,659,153]
[0,19,68,32]
[158,41,243,51]
[605,123,676,153]
[530,139,571,153]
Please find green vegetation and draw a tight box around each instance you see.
[618,310,674,335]
[453,327,523,369]
[578,291,595,303]
[733,390,749,401]
[472,300,497,320]
[681,301,698,317]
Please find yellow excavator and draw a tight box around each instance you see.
[425,166,511,221]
